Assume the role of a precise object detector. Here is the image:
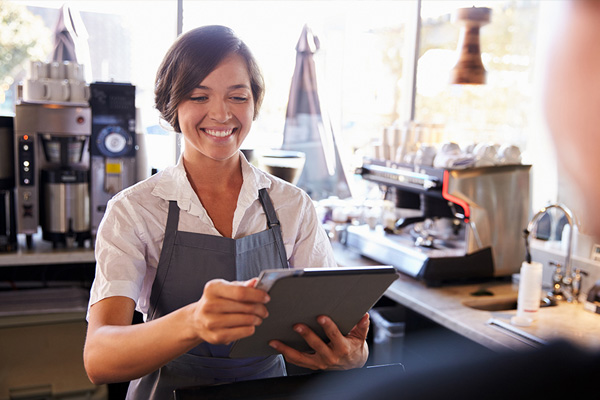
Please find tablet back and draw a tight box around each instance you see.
[229,266,397,358]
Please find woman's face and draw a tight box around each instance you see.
[177,53,254,164]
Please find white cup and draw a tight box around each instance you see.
[498,144,522,165]
[49,61,66,80]
[64,61,84,81]
[44,78,70,102]
[23,79,51,101]
[28,61,49,80]
[414,145,437,166]
[464,142,477,154]
[473,143,496,159]
[439,142,461,156]
[473,143,498,166]
[69,80,90,103]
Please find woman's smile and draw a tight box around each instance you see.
[203,127,236,138]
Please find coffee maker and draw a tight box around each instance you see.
[346,158,531,286]
[0,117,17,252]
[14,103,92,248]
[89,82,137,236]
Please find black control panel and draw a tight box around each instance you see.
[89,82,136,158]
[17,135,35,186]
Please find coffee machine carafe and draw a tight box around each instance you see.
[89,82,137,236]
[14,103,92,248]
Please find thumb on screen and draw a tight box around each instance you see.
[244,277,259,288]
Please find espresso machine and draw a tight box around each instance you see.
[89,82,136,236]
[14,103,92,248]
[346,158,531,286]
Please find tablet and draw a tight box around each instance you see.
[229,265,398,358]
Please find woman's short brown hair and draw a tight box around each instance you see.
[154,25,265,133]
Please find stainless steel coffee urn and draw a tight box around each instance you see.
[14,103,92,248]
[0,117,17,252]
[89,82,137,236]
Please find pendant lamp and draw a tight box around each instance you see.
[449,7,492,85]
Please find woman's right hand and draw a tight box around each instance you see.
[190,278,271,345]
[84,278,270,385]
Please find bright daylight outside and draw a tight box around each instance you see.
[1,1,542,195]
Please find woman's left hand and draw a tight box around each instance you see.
[269,313,369,370]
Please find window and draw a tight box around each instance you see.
[0,0,562,212]
[416,0,541,150]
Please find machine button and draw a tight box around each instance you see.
[23,204,33,217]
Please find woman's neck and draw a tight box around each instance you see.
[183,151,243,238]
[183,151,243,190]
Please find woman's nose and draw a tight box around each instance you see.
[208,99,231,122]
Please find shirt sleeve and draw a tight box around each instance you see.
[87,195,157,318]
[287,191,337,269]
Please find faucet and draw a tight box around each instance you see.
[524,203,579,303]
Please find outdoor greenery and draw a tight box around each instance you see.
[0,0,51,110]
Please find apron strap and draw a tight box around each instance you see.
[258,188,289,269]
[148,200,180,320]
[258,188,280,228]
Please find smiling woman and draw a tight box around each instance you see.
[84,25,368,400]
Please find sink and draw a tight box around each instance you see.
[462,295,555,311]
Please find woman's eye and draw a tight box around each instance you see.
[231,96,248,103]
[190,96,208,102]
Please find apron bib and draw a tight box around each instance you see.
[127,188,289,400]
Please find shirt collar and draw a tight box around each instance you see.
[150,156,194,212]
[150,152,272,215]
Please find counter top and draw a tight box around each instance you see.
[332,242,600,353]
[0,232,95,267]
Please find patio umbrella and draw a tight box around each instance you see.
[51,3,92,80]
[281,24,351,201]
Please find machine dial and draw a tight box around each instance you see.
[96,125,133,157]
[105,132,127,153]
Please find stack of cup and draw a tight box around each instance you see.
[22,60,90,104]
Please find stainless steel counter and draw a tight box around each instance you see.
[332,242,600,352]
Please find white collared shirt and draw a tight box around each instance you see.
[88,154,336,319]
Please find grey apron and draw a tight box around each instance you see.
[126,188,289,400]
